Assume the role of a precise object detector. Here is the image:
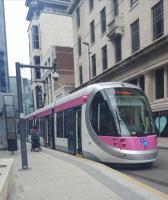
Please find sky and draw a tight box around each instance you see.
[4,0,31,78]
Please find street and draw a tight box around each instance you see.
[119,148,168,195]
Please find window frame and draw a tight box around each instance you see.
[79,65,83,85]
[130,0,139,8]
[31,25,40,49]
[90,20,95,44]
[113,0,119,17]
[100,7,106,34]
[131,19,140,53]
[101,45,108,71]
[76,7,80,28]
[152,0,164,40]
[78,36,81,57]
[115,36,122,63]
[89,0,94,11]
[91,54,96,77]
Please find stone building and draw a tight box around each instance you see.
[68,0,168,137]
[0,0,9,92]
[25,0,74,109]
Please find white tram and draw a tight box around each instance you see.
[24,82,158,164]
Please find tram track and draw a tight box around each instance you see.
[119,170,168,188]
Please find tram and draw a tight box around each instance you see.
[24,82,158,164]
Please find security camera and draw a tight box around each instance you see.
[53,72,60,80]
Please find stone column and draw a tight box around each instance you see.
[145,71,154,103]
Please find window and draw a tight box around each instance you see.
[100,7,106,34]
[152,0,164,40]
[90,91,117,136]
[155,68,164,99]
[64,109,74,139]
[90,20,95,44]
[35,86,42,108]
[57,112,64,138]
[91,54,96,77]
[102,45,108,70]
[130,0,138,7]
[89,0,94,11]
[78,36,81,56]
[131,19,140,53]
[31,25,39,49]
[139,76,145,91]
[76,7,80,28]
[79,65,83,85]
[113,0,119,16]
[115,36,122,62]
[33,56,41,79]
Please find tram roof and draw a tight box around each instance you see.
[54,82,141,106]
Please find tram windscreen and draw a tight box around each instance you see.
[105,88,155,136]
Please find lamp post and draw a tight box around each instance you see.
[83,42,91,81]
[15,62,59,169]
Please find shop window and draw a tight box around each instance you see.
[153,111,168,137]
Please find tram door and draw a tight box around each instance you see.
[67,109,76,154]
[75,108,82,155]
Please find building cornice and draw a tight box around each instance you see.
[26,0,71,21]
[73,35,168,92]
[67,0,81,14]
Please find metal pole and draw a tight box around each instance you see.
[16,62,28,169]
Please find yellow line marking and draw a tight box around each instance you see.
[76,157,168,199]
[94,162,168,200]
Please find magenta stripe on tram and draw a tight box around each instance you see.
[54,95,89,112]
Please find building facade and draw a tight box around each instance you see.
[0,0,9,92]
[68,0,168,137]
[26,0,74,110]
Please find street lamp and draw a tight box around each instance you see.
[83,42,91,81]
[15,62,59,169]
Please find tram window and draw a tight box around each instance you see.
[90,91,117,136]
[57,112,63,138]
[64,109,74,139]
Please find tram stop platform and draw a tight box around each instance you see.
[0,143,168,200]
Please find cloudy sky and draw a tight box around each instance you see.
[4,0,30,78]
